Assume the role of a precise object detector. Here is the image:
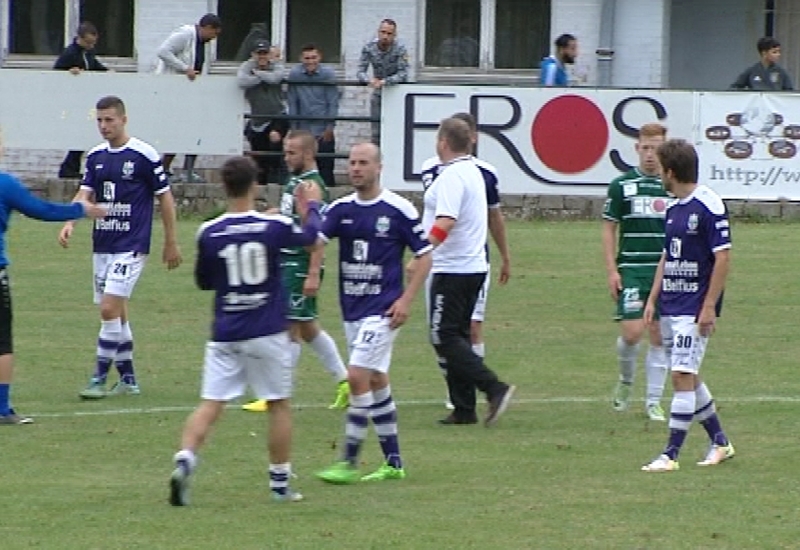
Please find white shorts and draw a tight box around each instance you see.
[344,315,399,373]
[660,315,709,374]
[471,265,491,322]
[92,252,147,304]
[201,332,294,401]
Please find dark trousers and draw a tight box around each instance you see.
[429,272,506,418]
[246,123,287,184]
[316,137,336,187]
[59,150,83,177]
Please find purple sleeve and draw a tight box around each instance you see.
[194,234,213,291]
[319,201,340,241]
[284,202,322,247]
[400,208,433,256]
[705,206,732,253]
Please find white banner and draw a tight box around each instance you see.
[381,85,800,201]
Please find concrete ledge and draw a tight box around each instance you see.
[24,177,800,221]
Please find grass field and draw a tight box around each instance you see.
[2,216,800,549]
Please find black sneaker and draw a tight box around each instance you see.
[169,462,190,506]
[438,413,478,425]
[0,408,34,425]
[485,385,516,427]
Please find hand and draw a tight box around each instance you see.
[498,259,511,285]
[68,67,82,75]
[607,271,622,301]
[643,301,656,327]
[269,46,282,61]
[58,223,74,248]
[294,180,322,220]
[268,130,282,143]
[79,200,107,219]
[321,128,334,142]
[185,68,198,81]
[405,258,417,281]
[369,77,384,89]
[303,272,320,297]
[163,241,183,270]
[385,296,411,329]
[697,305,716,337]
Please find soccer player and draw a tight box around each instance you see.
[641,139,734,472]
[422,118,515,427]
[315,143,432,484]
[241,129,348,413]
[0,158,106,424]
[602,123,670,422]
[58,95,182,399]
[169,156,322,505]
[420,112,511,413]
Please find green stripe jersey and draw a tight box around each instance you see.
[279,169,329,257]
[603,168,670,270]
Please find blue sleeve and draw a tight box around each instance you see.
[540,59,556,86]
[483,170,500,207]
[284,203,322,247]
[5,175,84,221]
[194,235,213,291]
[400,208,433,256]
[319,202,340,240]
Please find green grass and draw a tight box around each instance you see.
[2,218,800,549]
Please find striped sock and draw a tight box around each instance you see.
[344,392,373,465]
[95,319,122,382]
[269,462,291,496]
[371,385,402,469]
[115,322,136,385]
[695,383,729,446]
[664,390,695,459]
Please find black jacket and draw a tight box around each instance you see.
[53,40,108,71]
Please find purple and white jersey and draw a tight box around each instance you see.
[81,138,169,254]
[660,185,731,317]
[320,189,432,322]
[195,207,321,342]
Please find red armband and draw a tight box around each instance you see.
[429,225,449,243]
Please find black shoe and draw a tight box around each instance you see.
[438,413,478,425]
[485,385,516,427]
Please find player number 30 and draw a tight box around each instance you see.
[218,242,268,286]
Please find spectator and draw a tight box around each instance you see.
[731,37,793,91]
[54,21,108,179]
[357,19,409,145]
[287,44,339,188]
[234,21,271,62]
[540,33,577,87]
[154,13,222,182]
[238,41,287,184]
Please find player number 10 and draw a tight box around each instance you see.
[218,242,268,286]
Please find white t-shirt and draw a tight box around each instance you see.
[422,156,488,274]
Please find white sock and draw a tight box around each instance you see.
[290,341,302,368]
[668,390,696,431]
[472,342,485,358]
[617,336,640,385]
[310,331,347,382]
[173,449,197,474]
[645,346,668,406]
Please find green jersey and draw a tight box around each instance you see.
[603,168,670,273]
[279,169,329,258]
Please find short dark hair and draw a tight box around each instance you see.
[555,33,576,49]
[301,43,320,54]
[77,21,98,38]
[451,112,477,133]
[757,36,780,53]
[380,18,397,28]
[657,139,698,184]
[96,95,125,115]
[199,13,222,29]
[285,129,318,155]
[438,118,472,154]
[221,156,258,198]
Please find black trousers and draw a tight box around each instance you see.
[59,150,83,176]
[246,122,287,184]
[316,137,336,188]
[429,272,506,417]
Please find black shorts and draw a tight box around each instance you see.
[0,268,12,355]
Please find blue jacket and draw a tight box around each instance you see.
[540,56,568,87]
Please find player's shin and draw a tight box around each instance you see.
[95,318,122,382]
[114,321,136,385]
[344,392,373,464]
[268,399,293,496]
[694,382,729,446]
[310,330,347,382]
[645,346,668,406]
[663,390,695,459]
[370,384,401,469]
[617,336,639,384]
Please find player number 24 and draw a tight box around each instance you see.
[218,242,268,286]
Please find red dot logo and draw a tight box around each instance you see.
[652,198,666,213]
[531,95,609,174]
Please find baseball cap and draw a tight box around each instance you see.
[253,40,270,52]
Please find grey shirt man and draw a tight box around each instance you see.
[357,38,409,91]
[237,57,285,131]
[731,62,793,91]
[286,64,339,137]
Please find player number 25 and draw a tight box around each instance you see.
[218,242,268,286]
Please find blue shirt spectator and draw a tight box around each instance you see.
[540,33,578,87]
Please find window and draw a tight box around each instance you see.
[216,0,272,62]
[423,0,551,70]
[286,0,341,63]
[9,0,65,55]
[7,0,134,57]
[425,0,481,67]
[80,0,134,57]
[494,0,550,69]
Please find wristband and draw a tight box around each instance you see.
[429,225,448,243]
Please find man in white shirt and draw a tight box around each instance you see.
[420,118,515,426]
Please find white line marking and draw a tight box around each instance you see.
[25,395,800,419]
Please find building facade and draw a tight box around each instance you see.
[0,0,795,178]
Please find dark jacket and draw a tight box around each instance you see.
[53,40,108,71]
[731,62,793,91]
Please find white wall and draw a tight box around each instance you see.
[134,0,210,73]
[612,0,669,88]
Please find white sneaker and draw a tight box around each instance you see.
[646,403,666,422]
[697,443,735,466]
[641,454,679,472]
[444,399,455,411]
